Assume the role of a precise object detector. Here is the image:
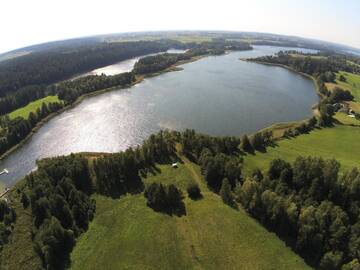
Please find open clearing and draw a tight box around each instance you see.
[70,158,309,270]
[326,71,360,102]
[8,95,61,120]
[243,125,360,175]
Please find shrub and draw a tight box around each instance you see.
[220,178,235,207]
[187,183,202,200]
[144,183,185,215]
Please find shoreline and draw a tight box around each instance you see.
[0,54,210,161]
[241,59,325,138]
[0,48,319,184]
[0,50,318,164]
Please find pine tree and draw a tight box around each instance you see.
[220,178,234,207]
[241,135,252,152]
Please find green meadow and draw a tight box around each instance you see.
[70,158,310,270]
[243,125,360,175]
[8,96,61,120]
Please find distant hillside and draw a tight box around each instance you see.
[1,30,360,62]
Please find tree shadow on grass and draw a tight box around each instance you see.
[148,201,187,217]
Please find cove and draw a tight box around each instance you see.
[0,46,318,186]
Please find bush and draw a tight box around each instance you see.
[339,75,347,82]
[220,178,235,207]
[144,183,185,215]
[187,183,202,200]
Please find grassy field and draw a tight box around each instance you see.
[8,95,61,120]
[108,34,213,44]
[0,184,43,270]
[334,112,360,126]
[243,125,360,175]
[143,162,197,191]
[70,157,310,270]
[326,71,360,102]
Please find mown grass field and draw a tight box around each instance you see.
[70,157,310,270]
[143,162,197,191]
[243,125,360,175]
[8,95,61,120]
[334,112,360,126]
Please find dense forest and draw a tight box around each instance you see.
[1,124,359,269]
[0,40,187,97]
[238,157,360,270]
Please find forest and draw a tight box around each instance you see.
[238,157,360,270]
[0,123,358,269]
[133,40,252,75]
[0,39,187,97]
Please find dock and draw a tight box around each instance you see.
[0,169,9,175]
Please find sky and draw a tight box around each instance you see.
[1,0,359,54]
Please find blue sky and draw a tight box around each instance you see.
[1,0,359,53]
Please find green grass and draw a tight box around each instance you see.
[326,71,360,102]
[70,158,310,270]
[243,125,360,175]
[8,95,61,120]
[334,112,360,126]
[143,162,196,191]
[0,184,43,270]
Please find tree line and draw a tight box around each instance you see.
[133,40,252,75]
[250,52,356,127]
[237,157,360,269]
[0,101,64,155]
[4,126,360,269]
[0,40,188,97]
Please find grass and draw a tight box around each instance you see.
[243,125,360,175]
[0,183,43,270]
[8,95,61,120]
[258,120,309,140]
[326,71,360,102]
[143,162,196,191]
[334,112,360,126]
[70,157,310,270]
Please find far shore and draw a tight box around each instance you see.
[0,49,321,184]
[0,53,210,161]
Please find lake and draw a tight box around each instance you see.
[0,46,318,186]
[72,49,187,79]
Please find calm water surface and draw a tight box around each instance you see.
[73,49,186,78]
[0,46,318,186]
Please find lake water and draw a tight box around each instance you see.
[0,46,318,186]
[72,49,187,78]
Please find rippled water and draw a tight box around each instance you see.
[0,46,318,186]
